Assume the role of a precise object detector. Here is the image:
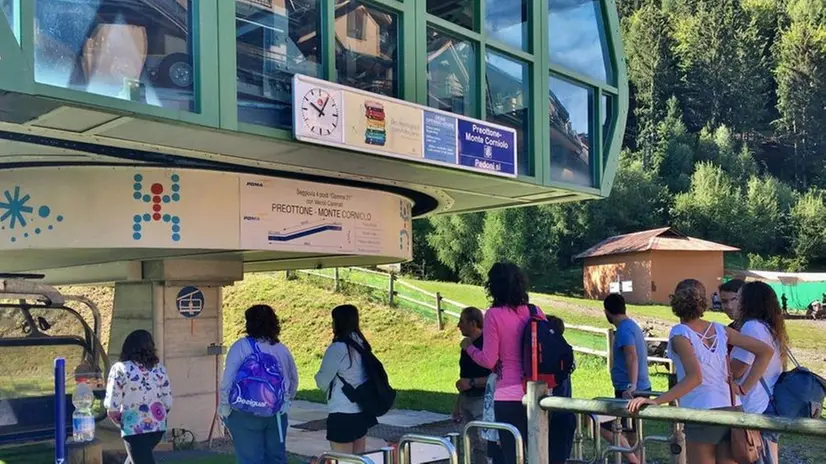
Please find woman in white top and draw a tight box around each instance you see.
[104,330,173,464]
[731,282,788,464]
[628,279,772,464]
[315,304,377,454]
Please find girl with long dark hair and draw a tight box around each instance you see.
[730,281,789,464]
[314,304,377,453]
[104,329,172,464]
[219,305,299,464]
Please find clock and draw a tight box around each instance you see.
[300,88,340,137]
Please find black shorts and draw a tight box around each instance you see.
[599,390,646,432]
[326,412,378,443]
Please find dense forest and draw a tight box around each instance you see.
[407,0,826,293]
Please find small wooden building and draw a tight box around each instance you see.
[575,227,740,305]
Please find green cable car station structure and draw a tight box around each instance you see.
[0,0,627,438]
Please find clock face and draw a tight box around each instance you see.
[300,88,340,137]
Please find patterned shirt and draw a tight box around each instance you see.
[104,361,173,437]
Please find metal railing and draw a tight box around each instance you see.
[525,383,826,464]
[398,434,459,464]
[360,446,395,464]
[463,421,524,464]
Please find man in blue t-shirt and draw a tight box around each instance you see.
[601,293,650,454]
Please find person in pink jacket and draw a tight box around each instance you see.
[462,262,546,464]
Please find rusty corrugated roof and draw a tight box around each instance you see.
[574,227,740,260]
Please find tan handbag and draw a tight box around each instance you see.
[727,355,763,464]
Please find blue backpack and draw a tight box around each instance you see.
[229,338,286,417]
[761,350,826,419]
[521,305,575,389]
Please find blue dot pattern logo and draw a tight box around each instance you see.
[132,173,182,242]
[0,186,64,243]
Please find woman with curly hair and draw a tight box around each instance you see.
[104,329,173,464]
[628,279,773,464]
[220,305,299,464]
[731,281,789,463]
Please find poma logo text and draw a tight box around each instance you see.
[246,181,264,187]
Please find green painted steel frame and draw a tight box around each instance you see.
[0,0,628,197]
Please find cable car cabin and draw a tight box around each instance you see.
[0,274,110,446]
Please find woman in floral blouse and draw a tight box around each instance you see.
[104,329,173,464]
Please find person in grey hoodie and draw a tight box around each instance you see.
[219,305,299,464]
[315,304,377,454]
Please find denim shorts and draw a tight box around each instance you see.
[762,402,780,443]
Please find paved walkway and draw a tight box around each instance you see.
[99,401,456,463]
[284,401,454,462]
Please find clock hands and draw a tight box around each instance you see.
[309,101,325,117]
[319,96,331,116]
[308,95,332,118]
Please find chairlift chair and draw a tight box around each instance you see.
[0,274,110,446]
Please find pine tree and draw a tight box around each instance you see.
[623,5,681,166]
[774,19,826,188]
[673,0,770,133]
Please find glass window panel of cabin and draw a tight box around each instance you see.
[335,1,399,98]
[486,51,531,176]
[427,0,474,31]
[34,0,197,112]
[236,0,322,129]
[601,93,613,170]
[485,0,528,52]
[1,0,17,43]
[550,75,593,186]
[426,28,476,117]
[548,0,613,84]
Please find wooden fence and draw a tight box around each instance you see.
[296,267,673,373]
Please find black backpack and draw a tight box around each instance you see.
[521,305,575,388]
[335,337,396,418]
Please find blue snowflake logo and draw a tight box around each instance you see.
[0,186,33,229]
